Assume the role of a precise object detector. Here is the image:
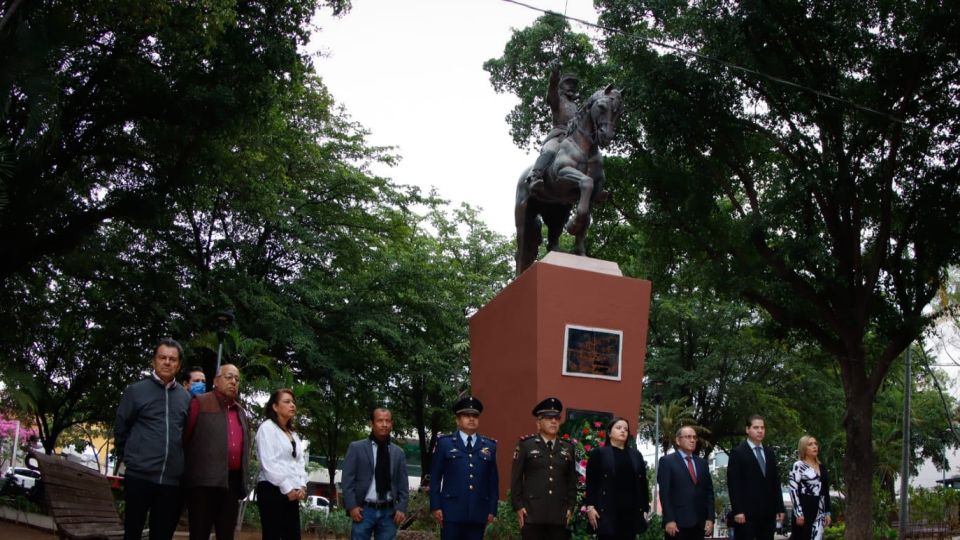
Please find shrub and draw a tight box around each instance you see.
[485,498,520,540]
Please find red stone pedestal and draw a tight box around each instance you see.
[469,252,651,499]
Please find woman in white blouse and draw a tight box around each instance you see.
[256,388,308,540]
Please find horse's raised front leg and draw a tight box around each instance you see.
[556,167,593,236]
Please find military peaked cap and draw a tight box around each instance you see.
[532,397,563,418]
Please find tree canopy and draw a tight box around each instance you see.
[487,1,960,533]
[0,0,513,477]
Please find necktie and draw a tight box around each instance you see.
[754,446,766,476]
[466,435,473,452]
[547,440,554,451]
[685,456,697,484]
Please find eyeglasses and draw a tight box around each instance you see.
[219,374,241,382]
[291,439,297,458]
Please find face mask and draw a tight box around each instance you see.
[189,382,206,396]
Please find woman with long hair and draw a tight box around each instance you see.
[584,417,650,539]
[256,389,307,540]
[788,435,832,540]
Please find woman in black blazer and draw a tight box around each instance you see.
[584,417,650,539]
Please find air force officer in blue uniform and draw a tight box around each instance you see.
[429,397,499,540]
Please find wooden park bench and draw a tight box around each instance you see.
[30,451,132,540]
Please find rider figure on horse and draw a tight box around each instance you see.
[526,62,580,190]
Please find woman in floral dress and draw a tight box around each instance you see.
[788,435,832,540]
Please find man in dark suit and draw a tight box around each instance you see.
[429,396,498,540]
[657,425,714,539]
[727,415,785,540]
[342,407,409,540]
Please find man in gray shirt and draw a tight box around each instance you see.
[114,338,192,540]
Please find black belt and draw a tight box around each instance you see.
[365,500,393,510]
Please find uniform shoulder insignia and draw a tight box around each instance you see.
[481,436,497,443]
[519,433,536,441]
[559,438,574,447]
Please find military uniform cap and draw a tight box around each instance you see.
[559,74,579,87]
[532,397,563,418]
[453,396,483,415]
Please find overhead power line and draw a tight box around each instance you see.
[502,0,925,131]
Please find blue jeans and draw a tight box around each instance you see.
[351,505,397,540]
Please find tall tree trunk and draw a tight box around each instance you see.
[843,387,875,537]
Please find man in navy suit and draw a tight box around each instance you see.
[341,407,410,540]
[726,415,785,540]
[429,396,499,540]
[657,425,715,539]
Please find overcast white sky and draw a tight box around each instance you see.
[309,0,598,235]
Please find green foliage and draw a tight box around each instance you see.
[301,507,353,536]
[242,500,261,528]
[908,486,960,529]
[0,0,513,462]
[0,493,45,515]
[823,522,844,540]
[639,514,662,540]
[402,491,438,532]
[485,497,521,540]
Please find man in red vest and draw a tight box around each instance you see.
[183,364,250,540]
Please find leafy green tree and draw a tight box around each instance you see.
[0,0,349,279]
[488,2,960,532]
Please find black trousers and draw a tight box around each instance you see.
[598,507,641,539]
[734,520,775,540]
[521,523,569,540]
[662,523,706,540]
[188,471,244,540]
[441,521,486,540]
[256,481,301,540]
[123,475,183,540]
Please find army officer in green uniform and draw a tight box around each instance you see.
[510,397,577,540]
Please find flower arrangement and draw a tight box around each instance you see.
[561,420,609,537]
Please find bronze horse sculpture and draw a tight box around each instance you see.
[514,85,624,275]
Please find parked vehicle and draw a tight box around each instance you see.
[304,494,331,515]
[4,466,41,490]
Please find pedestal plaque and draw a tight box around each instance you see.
[469,252,651,499]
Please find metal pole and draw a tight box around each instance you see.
[898,346,912,540]
[653,401,661,515]
[214,339,224,380]
[11,420,20,468]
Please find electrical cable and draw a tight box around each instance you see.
[502,0,929,131]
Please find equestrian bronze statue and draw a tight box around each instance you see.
[514,67,624,275]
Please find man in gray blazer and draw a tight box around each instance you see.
[342,407,409,540]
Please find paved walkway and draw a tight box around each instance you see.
[0,520,275,539]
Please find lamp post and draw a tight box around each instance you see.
[652,389,663,515]
[213,310,235,378]
[898,345,913,540]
